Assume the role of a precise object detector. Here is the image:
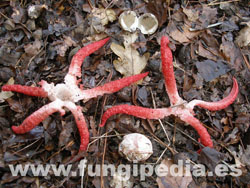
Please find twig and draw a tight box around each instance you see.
[88,131,113,148]
[87,0,94,9]
[155,147,168,164]
[13,138,42,154]
[165,121,204,147]
[149,131,176,155]
[208,0,240,6]
[27,47,45,67]
[104,0,118,9]
[150,88,171,145]
[189,22,222,31]
[101,131,108,188]
[240,48,250,71]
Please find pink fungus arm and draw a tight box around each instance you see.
[99,104,172,127]
[188,78,239,111]
[2,85,48,97]
[82,72,149,100]
[179,114,213,148]
[67,104,89,151]
[161,36,182,105]
[68,37,110,78]
[12,100,65,134]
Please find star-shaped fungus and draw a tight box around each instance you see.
[99,36,239,149]
[2,38,148,152]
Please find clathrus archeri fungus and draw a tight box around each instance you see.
[99,36,239,149]
[2,38,148,152]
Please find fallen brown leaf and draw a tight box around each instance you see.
[220,35,244,71]
[111,32,149,77]
[24,39,42,57]
[195,60,230,82]
[235,21,250,47]
[183,7,199,22]
[167,21,200,43]
[55,35,77,57]
[156,158,192,188]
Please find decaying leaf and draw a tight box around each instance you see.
[0,91,14,103]
[146,0,168,27]
[0,45,21,66]
[167,21,200,43]
[182,5,217,31]
[24,39,42,57]
[241,145,250,168]
[111,32,149,76]
[89,7,116,33]
[0,77,14,103]
[197,32,221,61]
[156,158,192,188]
[183,7,199,22]
[195,60,230,82]
[5,98,24,113]
[198,41,217,61]
[235,21,250,47]
[198,5,217,28]
[92,7,116,26]
[54,36,77,57]
[220,36,244,71]
[199,147,225,171]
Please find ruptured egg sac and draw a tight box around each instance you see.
[138,13,159,35]
[119,11,138,32]
[119,133,153,162]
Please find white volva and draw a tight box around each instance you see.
[119,133,153,162]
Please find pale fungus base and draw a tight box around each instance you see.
[118,133,153,162]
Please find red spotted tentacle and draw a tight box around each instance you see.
[68,38,110,78]
[2,85,48,97]
[161,36,182,105]
[179,114,213,148]
[66,103,89,151]
[187,78,239,111]
[80,72,149,100]
[99,104,172,127]
[12,100,65,134]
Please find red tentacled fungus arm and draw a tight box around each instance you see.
[81,72,149,100]
[2,85,48,97]
[2,38,148,152]
[179,114,214,148]
[161,36,182,105]
[68,37,110,79]
[12,100,65,134]
[66,103,89,151]
[187,78,239,111]
[99,36,239,150]
[99,104,172,127]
